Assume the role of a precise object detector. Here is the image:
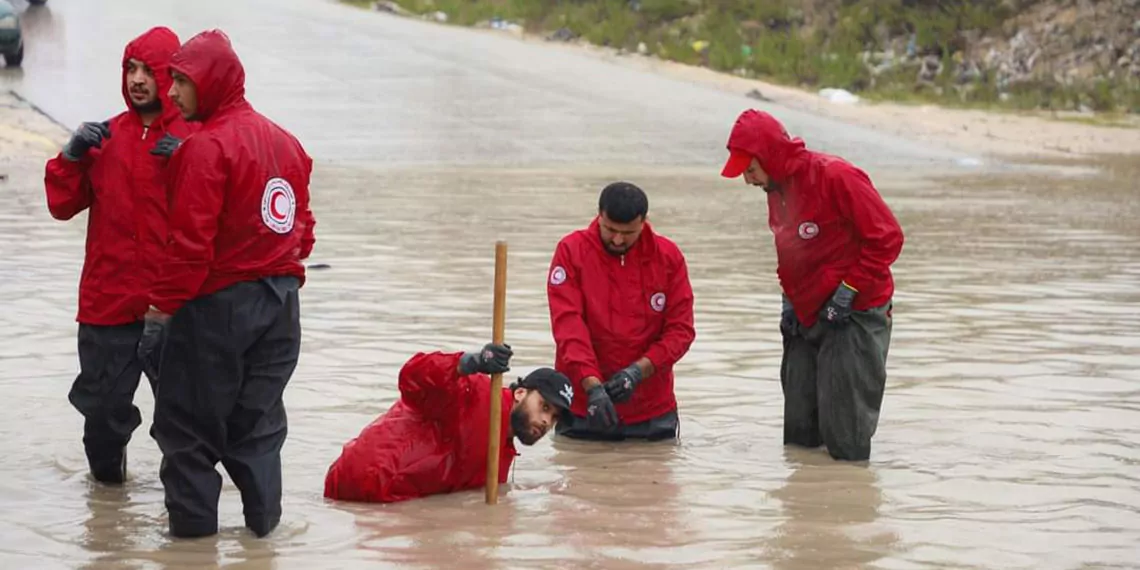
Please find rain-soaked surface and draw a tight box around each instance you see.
[2,1,1140,569]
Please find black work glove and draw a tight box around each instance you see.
[780,294,799,338]
[458,343,513,375]
[603,363,642,404]
[820,282,858,326]
[586,384,619,431]
[137,311,170,383]
[62,121,111,161]
[149,133,183,157]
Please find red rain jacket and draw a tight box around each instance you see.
[323,352,518,503]
[150,30,315,314]
[44,27,195,326]
[725,110,904,327]
[547,218,696,425]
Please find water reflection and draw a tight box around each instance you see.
[765,448,897,570]
[546,438,689,569]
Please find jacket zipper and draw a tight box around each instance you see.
[142,125,149,140]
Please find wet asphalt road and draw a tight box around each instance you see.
[2,0,976,173]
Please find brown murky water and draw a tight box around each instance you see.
[2,160,1138,569]
[2,0,1140,567]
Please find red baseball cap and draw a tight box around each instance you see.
[721,149,753,178]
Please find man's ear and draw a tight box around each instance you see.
[513,387,527,403]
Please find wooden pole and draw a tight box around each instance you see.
[485,240,508,505]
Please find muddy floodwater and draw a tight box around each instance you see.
[2,160,1138,569]
[2,0,1140,568]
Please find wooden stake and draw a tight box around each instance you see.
[485,240,508,505]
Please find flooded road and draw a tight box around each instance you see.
[3,1,1140,569]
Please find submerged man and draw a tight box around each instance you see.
[720,109,904,461]
[546,182,696,441]
[324,344,573,503]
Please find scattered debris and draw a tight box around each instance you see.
[371,1,409,17]
[547,27,576,42]
[745,88,773,102]
[483,17,524,36]
[818,88,860,105]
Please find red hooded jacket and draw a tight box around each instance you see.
[323,352,518,503]
[44,27,195,326]
[725,110,904,327]
[547,218,696,425]
[149,29,316,314]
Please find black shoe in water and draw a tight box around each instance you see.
[246,513,281,538]
[90,448,127,485]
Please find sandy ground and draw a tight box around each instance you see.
[464,23,1140,162]
[0,91,67,193]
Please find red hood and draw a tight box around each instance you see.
[724,109,810,183]
[121,26,181,125]
[169,29,247,122]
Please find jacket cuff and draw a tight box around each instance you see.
[643,348,667,375]
[574,365,603,387]
[153,298,185,316]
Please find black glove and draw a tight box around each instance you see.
[137,312,169,383]
[458,343,512,375]
[820,282,858,326]
[149,133,183,157]
[603,363,642,403]
[780,294,799,338]
[586,384,619,430]
[62,121,111,161]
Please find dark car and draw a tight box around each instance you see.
[0,0,22,67]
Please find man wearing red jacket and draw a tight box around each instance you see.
[720,109,904,462]
[546,182,696,442]
[142,29,316,539]
[43,26,194,485]
[324,344,574,503]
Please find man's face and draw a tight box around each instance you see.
[125,58,160,111]
[597,212,645,256]
[510,388,559,446]
[168,70,199,120]
[743,158,772,191]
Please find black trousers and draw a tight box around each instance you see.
[781,302,892,461]
[68,322,154,483]
[151,276,301,539]
[555,408,680,442]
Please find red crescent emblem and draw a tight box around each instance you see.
[270,191,286,219]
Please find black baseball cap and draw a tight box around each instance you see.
[517,367,574,416]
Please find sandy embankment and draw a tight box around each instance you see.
[592,46,1140,161]
[0,91,68,191]
[439,15,1140,162]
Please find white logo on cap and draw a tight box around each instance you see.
[261,177,296,234]
[559,383,573,402]
[550,266,567,285]
[650,292,666,312]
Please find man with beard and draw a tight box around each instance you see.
[720,109,904,462]
[546,182,696,442]
[323,344,573,503]
[142,29,316,539]
[43,26,194,485]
